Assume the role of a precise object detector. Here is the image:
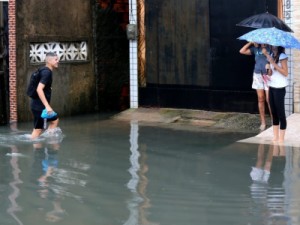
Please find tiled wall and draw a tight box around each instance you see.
[285,49,293,116]
[283,0,294,116]
[129,0,138,108]
[290,0,300,114]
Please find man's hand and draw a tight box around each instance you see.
[45,106,54,114]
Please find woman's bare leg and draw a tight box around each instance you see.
[279,129,286,143]
[273,125,279,142]
[256,89,266,129]
[265,89,272,123]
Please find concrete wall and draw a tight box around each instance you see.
[16,0,95,122]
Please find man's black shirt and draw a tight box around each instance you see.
[30,67,52,111]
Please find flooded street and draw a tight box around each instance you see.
[0,113,299,225]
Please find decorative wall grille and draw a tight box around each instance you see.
[29,41,88,63]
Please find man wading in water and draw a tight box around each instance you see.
[30,52,60,139]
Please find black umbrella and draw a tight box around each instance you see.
[236,12,293,32]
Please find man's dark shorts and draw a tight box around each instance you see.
[32,109,58,129]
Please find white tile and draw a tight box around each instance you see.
[128,1,138,109]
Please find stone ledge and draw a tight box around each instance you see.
[112,107,270,133]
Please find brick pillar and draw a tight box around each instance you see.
[8,0,17,122]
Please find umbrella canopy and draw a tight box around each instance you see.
[238,27,300,49]
[236,12,293,32]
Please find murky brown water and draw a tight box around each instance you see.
[0,113,299,225]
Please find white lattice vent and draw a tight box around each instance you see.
[30,41,88,63]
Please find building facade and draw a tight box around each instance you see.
[7,0,95,123]
[3,0,300,123]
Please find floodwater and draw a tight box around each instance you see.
[0,113,300,225]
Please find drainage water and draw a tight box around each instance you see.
[0,113,299,225]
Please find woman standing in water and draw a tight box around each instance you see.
[263,46,288,143]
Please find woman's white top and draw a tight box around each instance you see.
[268,53,288,88]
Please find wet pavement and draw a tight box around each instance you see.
[240,113,300,147]
[113,107,270,133]
[0,111,299,225]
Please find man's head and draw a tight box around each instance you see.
[45,52,59,70]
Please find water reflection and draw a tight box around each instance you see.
[7,144,23,225]
[249,143,296,224]
[34,141,67,223]
[32,134,90,223]
[250,143,284,184]
[283,146,300,225]
[138,144,159,225]
[124,121,158,225]
[1,124,89,224]
[5,123,24,225]
[3,115,300,224]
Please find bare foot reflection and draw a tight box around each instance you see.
[250,143,287,223]
[250,143,286,184]
[250,143,273,183]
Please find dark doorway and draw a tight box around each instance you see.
[95,0,130,112]
[210,0,278,89]
[140,0,278,113]
[0,2,8,125]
